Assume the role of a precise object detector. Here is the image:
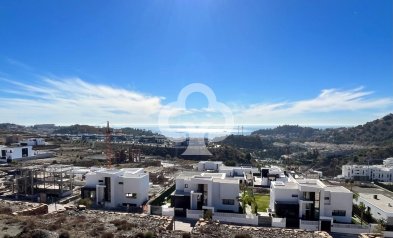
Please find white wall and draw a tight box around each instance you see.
[269,186,299,212]
[321,190,353,223]
[85,169,149,208]
[0,146,34,161]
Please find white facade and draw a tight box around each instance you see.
[342,159,393,182]
[174,172,240,213]
[355,193,393,225]
[270,177,353,223]
[0,145,34,162]
[84,168,149,208]
[20,138,46,146]
[259,166,288,187]
[197,161,223,172]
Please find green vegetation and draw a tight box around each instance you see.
[251,113,393,146]
[253,194,270,212]
[78,198,93,208]
[53,124,159,136]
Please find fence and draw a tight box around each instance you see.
[162,207,174,216]
[272,218,286,228]
[186,209,203,219]
[299,220,319,231]
[213,212,258,226]
[331,223,371,234]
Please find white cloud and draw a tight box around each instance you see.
[235,87,393,125]
[0,77,391,127]
[0,76,163,126]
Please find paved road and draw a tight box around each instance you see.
[330,233,359,238]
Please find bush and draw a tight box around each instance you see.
[101,232,114,238]
[78,198,92,208]
[135,233,145,238]
[59,231,70,238]
[144,231,154,238]
[48,222,61,231]
[110,219,138,230]
[0,207,12,214]
[235,234,252,238]
[182,233,191,238]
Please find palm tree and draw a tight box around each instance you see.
[358,202,366,225]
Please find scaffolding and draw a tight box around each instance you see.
[13,164,74,201]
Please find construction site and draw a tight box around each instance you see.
[5,164,74,202]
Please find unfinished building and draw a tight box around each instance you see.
[13,164,74,202]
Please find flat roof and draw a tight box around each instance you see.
[325,186,352,193]
[359,193,393,213]
[199,161,223,164]
[272,181,298,189]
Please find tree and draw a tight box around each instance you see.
[353,192,359,202]
[377,218,386,233]
[358,202,366,225]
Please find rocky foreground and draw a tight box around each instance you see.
[0,209,334,238]
[193,220,332,238]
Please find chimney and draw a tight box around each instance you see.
[374,194,378,200]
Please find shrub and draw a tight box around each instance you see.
[110,219,138,230]
[235,234,252,238]
[182,233,191,238]
[0,207,12,214]
[59,231,70,238]
[144,231,154,238]
[48,222,61,231]
[101,232,114,238]
[78,198,92,208]
[134,233,145,238]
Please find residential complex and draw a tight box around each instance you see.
[341,158,393,182]
[81,168,149,208]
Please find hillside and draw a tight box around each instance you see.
[53,125,159,136]
[251,125,320,140]
[251,113,393,145]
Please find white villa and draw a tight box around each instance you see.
[81,168,149,208]
[270,176,353,227]
[172,171,240,213]
[0,145,35,163]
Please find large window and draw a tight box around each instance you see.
[126,193,137,199]
[222,199,235,205]
[332,210,346,216]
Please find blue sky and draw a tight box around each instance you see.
[0,0,392,128]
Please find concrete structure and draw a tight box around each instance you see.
[0,145,34,163]
[259,166,288,187]
[82,168,149,208]
[270,176,353,228]
[197,161,223,172]
[355,193,393,228]
[13,164,74,201]
[172,172,240,213]
[197,161,259,185]
[20,138,46,146]
[341,158,393,182]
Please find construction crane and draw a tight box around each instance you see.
[105,121,113,168]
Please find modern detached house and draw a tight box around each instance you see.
[81,168,149,209]
[270,177,353,228]
[172,172,240,213]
